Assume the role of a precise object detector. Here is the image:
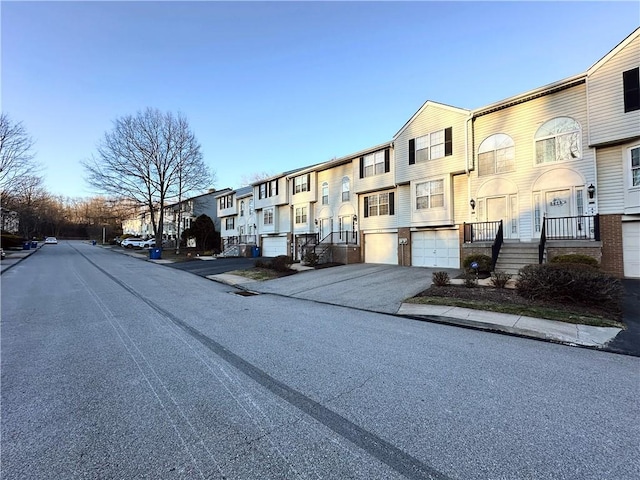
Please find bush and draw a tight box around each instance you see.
[462,254,492,273]
[490,271,512,289]
[516,264,623,311]
[550,253,599,268]
[303,251,319,267]
[270,255,293,273]
[464,272,478,288]
[1,233,24,249]
[432,271,450,286]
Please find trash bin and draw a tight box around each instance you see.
[149,248,162,260]
[252,246,260,258]
[23,242,31,250]
[31,241,37,248]
[92,240,96,246]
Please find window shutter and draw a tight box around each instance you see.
[409,139,415,165]
[275,180,278,195]
[307,174,311,191]
[292,178,296,195]
[364,197,369,218]
[445,127,453,156]
[384,148,390,173]
[389,192,395,215]
[268,182,272,197]
[359,157,365,178]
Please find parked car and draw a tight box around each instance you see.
[120,237,144,249]
[140,238,168,248]
[45,237,58,244]
[1,248,5,259]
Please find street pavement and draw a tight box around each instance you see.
[3,243,638,356]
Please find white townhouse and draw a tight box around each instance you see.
[393,102,470,268]
[587,28,640,278]
[253,169,304,257]
[218,186,258,256]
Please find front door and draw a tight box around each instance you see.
[477,196,508,241]
[545,189,572,237]
[320,218,331,240]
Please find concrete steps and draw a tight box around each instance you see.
[494,243,539,275]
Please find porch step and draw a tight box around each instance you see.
[494,243,539,275]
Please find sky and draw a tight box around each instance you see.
[2,1,639,199]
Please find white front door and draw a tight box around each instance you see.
[320,218,331,240]
[544,189,572,237]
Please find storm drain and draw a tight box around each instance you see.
[232,290,259,297]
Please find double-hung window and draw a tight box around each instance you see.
[321,182,329,205]
[294,175,309,194]
[295,207,307,224]
[478,134,515,176]
[409,127,452,164]
[225,217,235,230]
[631,146,640,187]
[342,177,350,201]
[359,149,390,178]
[534,117,581,164]
[240,200,245,217]
[416,180,444,209]
[263,208,274,226]
[364,192,395,217]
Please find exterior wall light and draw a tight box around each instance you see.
[587,184,596,199]
[470,199,476,211]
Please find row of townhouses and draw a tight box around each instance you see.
[127,28,640,279]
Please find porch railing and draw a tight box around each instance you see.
[463,220,502,243]
[538,218,546,264]
[223,234,257,249]
[491,221,504,271]
[543,214,600,241]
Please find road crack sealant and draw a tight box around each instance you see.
[76,245,452,480]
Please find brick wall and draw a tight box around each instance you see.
[599,214,624,277]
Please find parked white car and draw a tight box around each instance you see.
[141,238,167,248]
[120,237,144,249]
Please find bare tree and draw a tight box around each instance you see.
[0,113,38,205]
[239,171,275,187]
[82,108,214,247]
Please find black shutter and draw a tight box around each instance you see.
[444,127,453,156]
[384,148,390,173]
[275,179,278,195]
[359,157,365,178]
[364,197,369,218]
[307,174,310,191]
[409,139,415,165]
[623,67,640,113]
[389,192,395,215]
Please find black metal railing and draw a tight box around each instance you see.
[491,221,504,271]
[538,218,546,264]
[463,220,502,243]
[223,235,257,250]
[543,215,600,241]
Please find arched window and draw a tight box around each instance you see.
[322,182,329,205]
[478,133,515,176]
[534,117,581,164]
[240,200,245,216]
[342,177,350,202]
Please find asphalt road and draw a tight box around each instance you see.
[2,241,639,479]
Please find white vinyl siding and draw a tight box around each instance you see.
[453,174,468,225]
[588,34,640,146]
[471,82,593,240]
[596,145,625,214]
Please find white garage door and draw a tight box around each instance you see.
[364,233,398,265]
[622,221,640,278]
[262,236,287,257]
[412,230,460,268]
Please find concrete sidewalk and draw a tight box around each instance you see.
[208,265,625,352]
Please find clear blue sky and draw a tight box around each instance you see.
[2,1,639,199]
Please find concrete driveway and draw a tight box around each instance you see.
[248,263,462,314]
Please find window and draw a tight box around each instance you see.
[478,134,515,176]
[258,180,278,199]
[359,149,390,178]
[294,175,309,194]
[415,180,444,209]
[219,194,233,209]
[240,200,245,217]
[534,117,581,164]
[295,207,307,224]
[321,182,329,205]
[342,177,350,201]
[623,67,640,113]
[409,127,452,164]
[225,217,234,230]
[364,192,395,217]
[249,199,254,215]
[263,208,274,225]
[631,146,640,187]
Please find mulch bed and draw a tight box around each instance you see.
[416,284,621,321]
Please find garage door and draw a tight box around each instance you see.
[622,221,640,278]
[412,230,460,268]
[364,233,398,265]
[262,236,287,257]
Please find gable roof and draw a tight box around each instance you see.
[393,100,470,140]
[587,27,640,76]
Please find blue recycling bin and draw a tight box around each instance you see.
[252,246,260,258]
[31,241,37,248]
[23,242,31,250]
[92,240,96,246]
[149,248,162,260]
